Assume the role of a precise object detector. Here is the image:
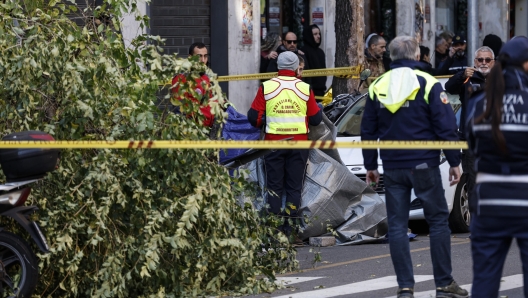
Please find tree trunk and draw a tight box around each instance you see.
[333,0,365,95]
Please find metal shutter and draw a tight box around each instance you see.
[150,0,211,56]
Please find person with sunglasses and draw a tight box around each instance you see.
[266,32,309,81]
[445,46,495,217]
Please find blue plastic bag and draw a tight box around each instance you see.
[219,106,261,164]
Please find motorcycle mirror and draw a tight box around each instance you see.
[360,69,371,81]
[355,69,372,95]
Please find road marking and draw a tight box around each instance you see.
[272,275,434,298]
[499,274,524,291]
[281,240,470,275]
[275,277,324,286]
[382,274,523,298]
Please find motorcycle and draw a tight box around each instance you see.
[0,131,59,297]
[323,69,372,123]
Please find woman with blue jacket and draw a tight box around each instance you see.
[466,36,528,297]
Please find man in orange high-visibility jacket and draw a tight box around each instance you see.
[247,51,322,237]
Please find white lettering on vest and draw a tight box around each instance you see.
[501,94,528,124]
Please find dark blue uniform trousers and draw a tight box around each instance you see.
[264,149,309,217]
[471,215,528,297]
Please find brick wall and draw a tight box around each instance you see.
[150,0,211,56]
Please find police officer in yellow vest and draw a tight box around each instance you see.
[248,51,322,235]
[361,36,466,298]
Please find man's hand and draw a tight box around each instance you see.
[366,170,380,189]
[449,166,461,186]
[267,51,278,59]
[448,47,456,58]
[297,49,305,55]
[464,67,475,78]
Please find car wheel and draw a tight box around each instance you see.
[449,175,470,233]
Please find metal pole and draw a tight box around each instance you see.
[467,0,479,63]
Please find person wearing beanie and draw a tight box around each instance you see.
[364,34,391,77]
[247,51,322,243]
[482,33,503,58]
[300,24,327,98]
[466,36,528,298]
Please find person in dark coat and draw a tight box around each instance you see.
[436,33,469,75]
[300,24,327,97]
[266,32,308,75]
[418,45,434,75]
[419,45,450,76]
[446,46,495,140]
[362,36,466,298]
[482,33,503,58]
[260,32,281,74]
[466,36,528,298]
[445,46,495,221]
[434,36,449,69]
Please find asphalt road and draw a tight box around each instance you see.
[250,226,524,298]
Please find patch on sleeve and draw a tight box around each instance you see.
[440,92,449,104]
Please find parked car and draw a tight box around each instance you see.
[328,78,470,233]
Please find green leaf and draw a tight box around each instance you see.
[12,26,24,36]
[0,2,297,297]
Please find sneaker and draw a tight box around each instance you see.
[397,287,414,298]
[436,280,469,298]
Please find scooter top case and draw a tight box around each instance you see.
[0,131,60,182]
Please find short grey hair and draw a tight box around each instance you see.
[475,46,495,59]
[389,36,419,61]
[435,36,446,47]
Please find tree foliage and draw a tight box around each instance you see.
[0,0,296,296]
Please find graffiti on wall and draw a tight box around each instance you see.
[242,0,253,44]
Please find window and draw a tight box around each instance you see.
[436,0,467,36]
[261,0,309,46]
[336,97,367,137]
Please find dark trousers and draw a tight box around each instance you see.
[264,149,309,217]
[471,215,528,297]
[384,166,453,288]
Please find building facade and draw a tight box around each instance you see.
[121,0,520,112]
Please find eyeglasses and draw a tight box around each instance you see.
[475,57,493,63]
[285,40,297,44]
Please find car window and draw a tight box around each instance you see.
[335,97,366,137]
[335,96,461,137]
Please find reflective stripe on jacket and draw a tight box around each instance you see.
[263,76,310,135]
[369,69,438,111]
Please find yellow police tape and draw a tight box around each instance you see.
[216,66,362,82]
[0,140,468,150]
